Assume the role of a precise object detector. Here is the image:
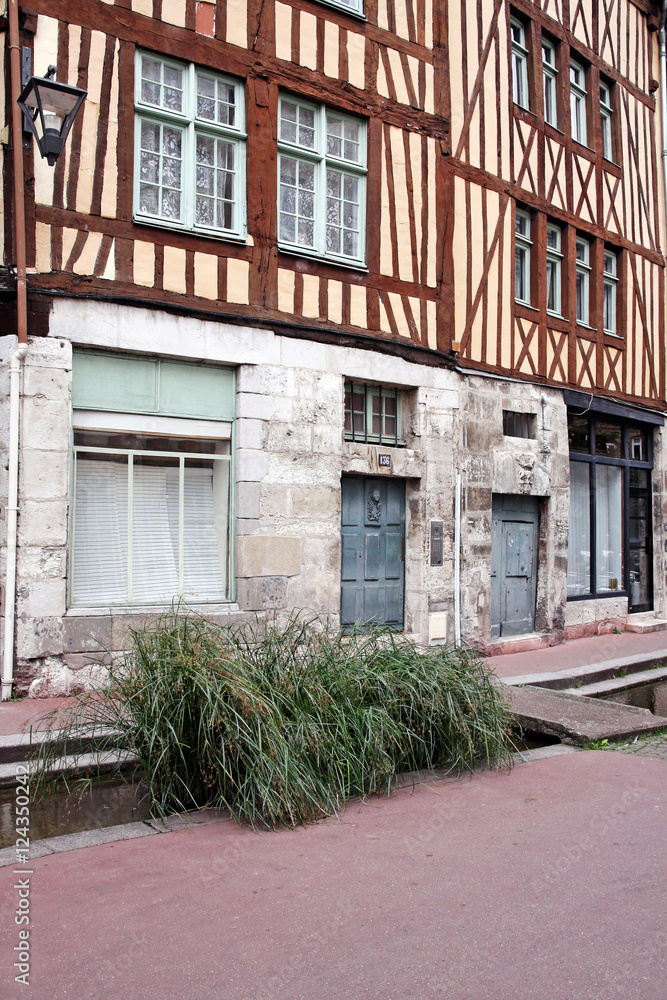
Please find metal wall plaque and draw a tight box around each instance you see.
[378,454,391,468]
[430,521,444,566]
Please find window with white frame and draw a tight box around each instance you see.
[70,352,235,608]
[575,237,591,325]
[600,80,613,160]
[542,38,558,127]
[344,382,403,446]
[514,209,532,304]
[134,51,246,238]
[546,223,563,315]
[511,19,530,110]
[278,96,366,265]
[316,0,363,13]
[603,249,618,335]
[570,58,588,145]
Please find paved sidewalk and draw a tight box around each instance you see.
[1,749,664,1000]
[605,730,667,761]
[486,628,667,679]
[0,697,75,736]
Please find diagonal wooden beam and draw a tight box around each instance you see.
[460,194,509,351]
[454,0,504,161]
[628,254,659,399]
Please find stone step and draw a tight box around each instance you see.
[562,665,667,698]
[0,749,137,787]
[484,633,552,657]
[503,683,667,746]
[625,614,667,634]
[499,648,667,690]
[0,727,117,765]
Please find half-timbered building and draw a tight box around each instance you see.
[2,0,667,694]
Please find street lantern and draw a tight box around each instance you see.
[17,67,87,166]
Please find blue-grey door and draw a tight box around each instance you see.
[341,476,405,629]
[491,495,539,639]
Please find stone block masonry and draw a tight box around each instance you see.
[7,298,662,695]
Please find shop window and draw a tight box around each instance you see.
[70,352,235,608]
[567,414,654,609]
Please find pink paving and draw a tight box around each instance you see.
[1,750,665,1000]
[486,627,667,679]
[1,629,666,734]
[0,697,76,736]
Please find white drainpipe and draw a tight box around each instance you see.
[454,473,461,647]
[2,343,28,700]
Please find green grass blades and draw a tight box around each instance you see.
[32,613,514,828]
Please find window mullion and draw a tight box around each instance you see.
[318,104,327,257]
[179,455,185,599]
[127,454,134,605]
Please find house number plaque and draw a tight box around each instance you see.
[378,454,391,468]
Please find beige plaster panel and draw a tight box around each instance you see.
[236,536,302,578]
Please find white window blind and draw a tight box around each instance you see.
[72,443,230,607]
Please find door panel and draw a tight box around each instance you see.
[491,495,539,639]
[341,534,359,582]
[341,476,405,629]
[364,534,381,579]
[385,532,403,579]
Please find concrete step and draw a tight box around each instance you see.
[0,727,117,765]
[0,749,138,787]
[499,647,667,690]
[484,633,552,657]
[562,665,667,698]
[626,614,667,634]
[504,683,667,746]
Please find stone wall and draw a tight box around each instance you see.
[3,299,664,695]
[457,377,570,651]
[6,337,73,695]
[235,355,343,618]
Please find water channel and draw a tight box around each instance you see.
[2,677,665,849]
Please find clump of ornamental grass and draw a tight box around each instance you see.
[32,612,514,828]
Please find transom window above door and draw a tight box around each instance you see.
[344,382,404,446]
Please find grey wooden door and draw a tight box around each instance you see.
[341,476,405,629]
[491,495,539,639]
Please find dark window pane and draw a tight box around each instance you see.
[567,461,591,596]
[629,468,649,490]
[504,410,534,439]
[595,422,622,458]
[568,416,590,453]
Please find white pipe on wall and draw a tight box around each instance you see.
[2,344,27,700]
[454,473,461,647]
